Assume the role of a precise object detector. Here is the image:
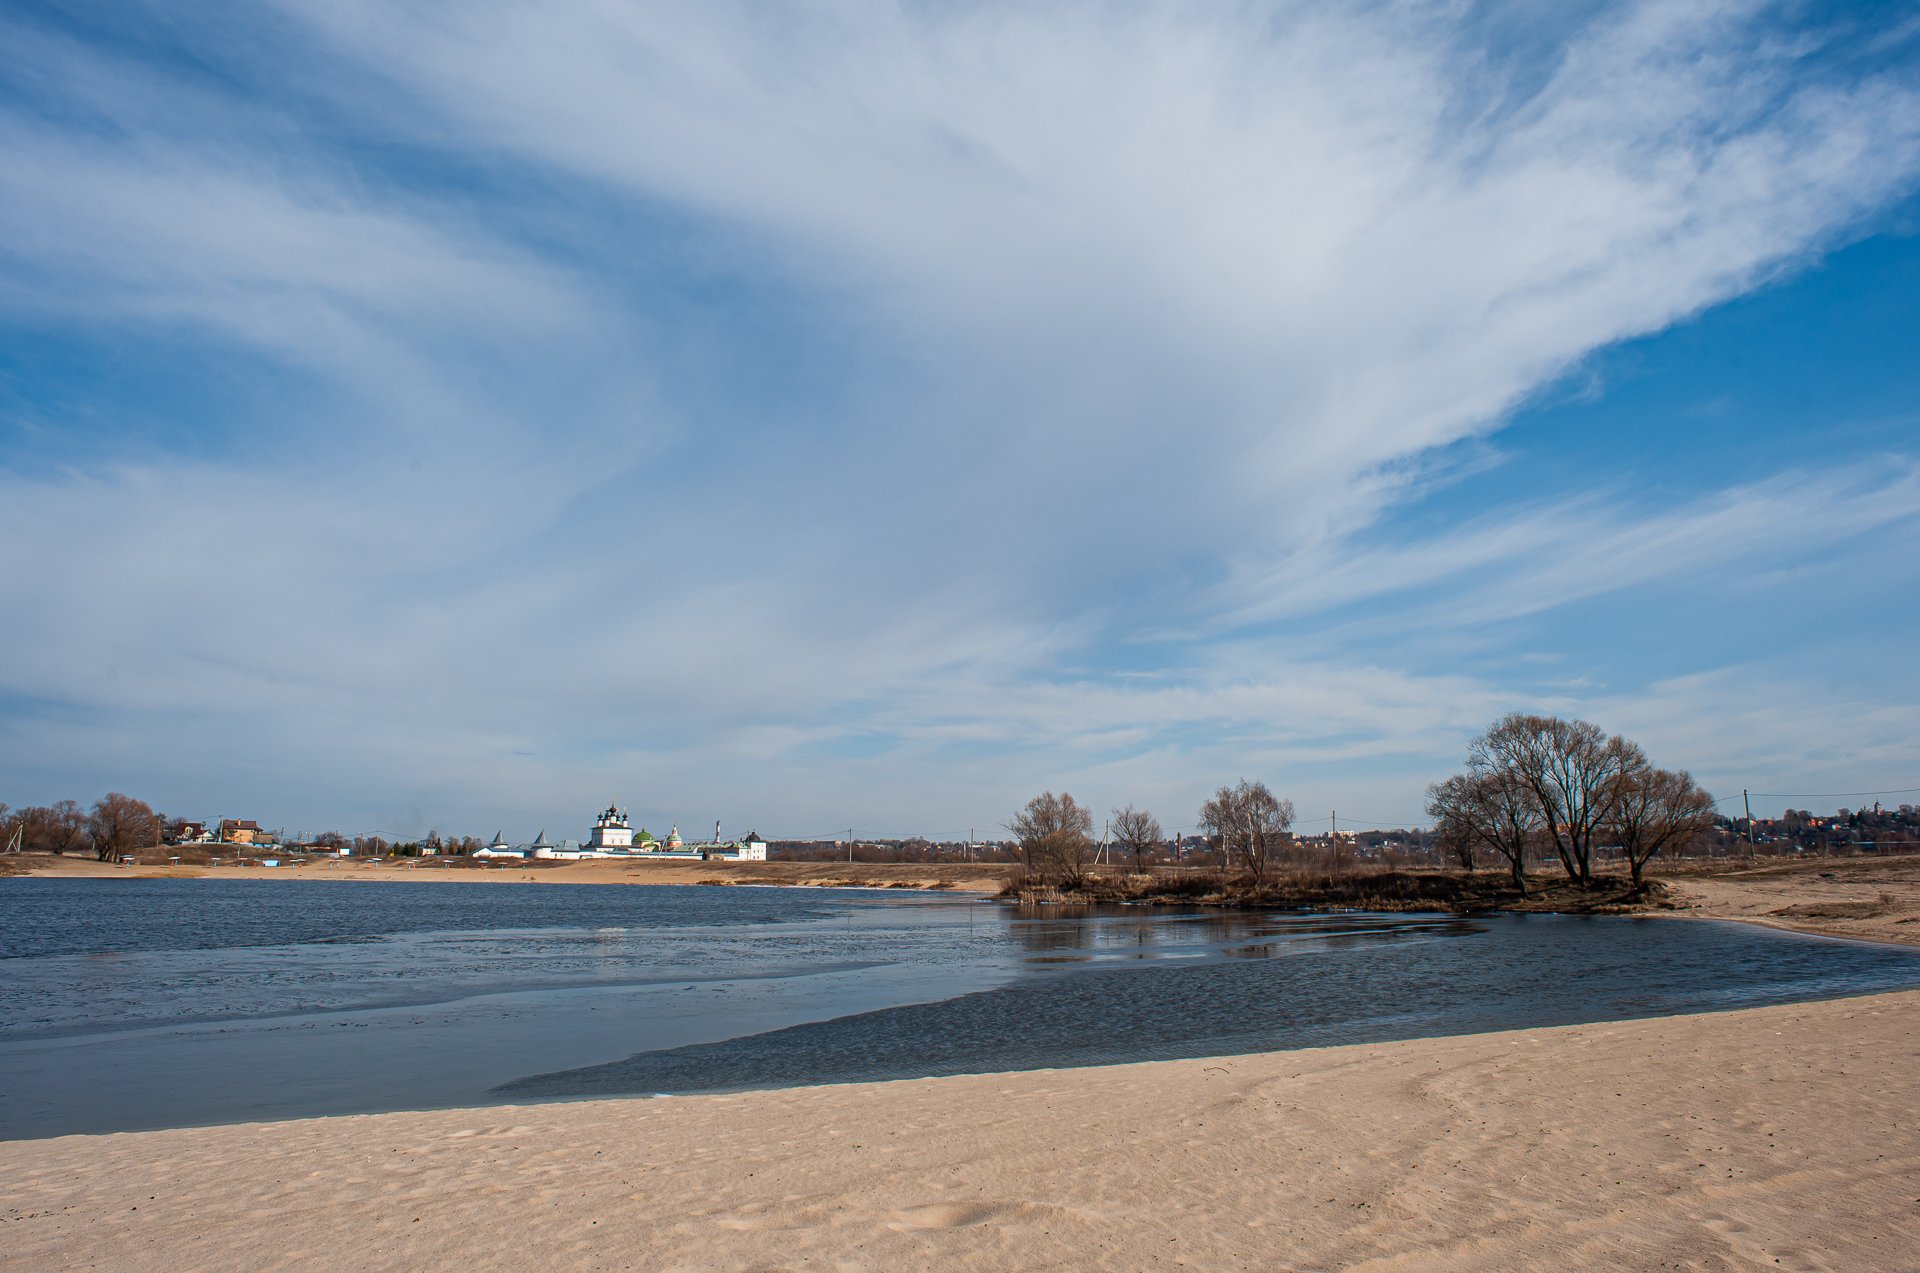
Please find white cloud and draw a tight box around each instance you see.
[3,2,1919,833]
[270,1,1920,531]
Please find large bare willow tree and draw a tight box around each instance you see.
[89,793,161,862]
[1436,714,1713,889]
[1474,714,1637,887]
[1199,779,1294,883]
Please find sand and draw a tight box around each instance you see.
[1660,855,1920,948]
[1,991,1914,1270]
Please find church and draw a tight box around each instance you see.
[473,804,767,861]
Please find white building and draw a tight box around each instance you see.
[469,808,769,862]
[587,804,633,850]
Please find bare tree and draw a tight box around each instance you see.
[88,793,161,862]
[1006,791,1094,882]
[1426,776,1479,871]
[1608,765,1715,888]
[1109,805,1165,872]
[1425,767,1539,892]
[1475,714,1637,887]
[17,800,91,856]
[1199,780,1295,883]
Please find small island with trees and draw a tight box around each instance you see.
[1002,712,1722,913]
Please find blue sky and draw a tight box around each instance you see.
[3,1,1918,840]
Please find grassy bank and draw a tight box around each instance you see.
[1002,866,1673,914]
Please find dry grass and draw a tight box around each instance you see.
[1004,865,1669,914]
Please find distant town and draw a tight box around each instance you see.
[5,790,1916,868]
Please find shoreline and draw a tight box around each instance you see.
[1656,855,1920,949]
[10,851,1920,946]
[1,853,1013,893]
[4,989,1914,1270]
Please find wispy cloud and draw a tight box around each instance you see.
[2,2,1918,833]
[1220,461,1920,630]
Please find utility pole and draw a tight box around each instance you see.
[1743,789,1755,857]
[847,827,854,864]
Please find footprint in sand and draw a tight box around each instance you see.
[886,1201,1011,1230]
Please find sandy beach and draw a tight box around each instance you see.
[1660,856,1920,948]
[1,989,1912,1271]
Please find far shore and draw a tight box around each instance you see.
[8,850,1920,946]
[1,852,1014,893]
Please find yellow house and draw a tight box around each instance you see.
[220,819,266,845]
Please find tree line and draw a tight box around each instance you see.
[0,797,488,861]
[1007,779,1301,884]
[0,794,165,862]
[1008,713,1716,890]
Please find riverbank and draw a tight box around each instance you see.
[1008,868,1674,916]
[1008,853,1920,948]
[1658,854,1920,949]
[9,851,1919,945]
[4,989,1913,1270]
[0,853,1012,893]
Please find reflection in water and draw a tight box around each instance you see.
[1006,906,1479,964]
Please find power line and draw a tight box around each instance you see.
[1752,787,1920,799]
[1715,786,1920,805]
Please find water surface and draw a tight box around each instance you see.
[2,878,1915,1139]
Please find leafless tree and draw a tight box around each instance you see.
[17,800,90,855]
[1475,714,1638,887]
[1110,805,1165,872]
[1199,780,1295,883]
[88,793,161,862]
[1007,791,1094,882]
[1427,776,1479,871]
[1607,765,1715,888]
[1425,767,1540,892]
